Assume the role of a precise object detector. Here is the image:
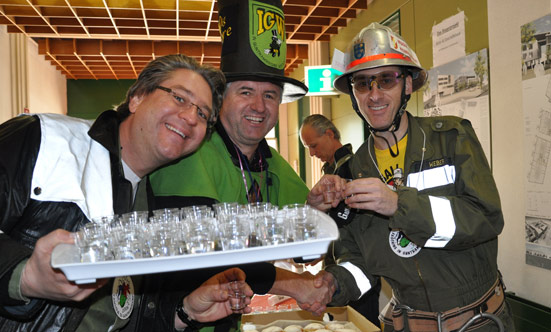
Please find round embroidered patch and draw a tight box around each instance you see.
[112,276,135,320]
[389,230,421,258]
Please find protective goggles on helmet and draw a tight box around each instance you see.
[350,70,404,93]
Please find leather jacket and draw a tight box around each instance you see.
[0,111,186,332]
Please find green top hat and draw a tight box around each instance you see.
[218,0,308,103]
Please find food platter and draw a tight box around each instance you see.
[51,209,338,284]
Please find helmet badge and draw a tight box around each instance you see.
[353,42,365,60]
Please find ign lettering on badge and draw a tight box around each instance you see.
[249,0,286,69]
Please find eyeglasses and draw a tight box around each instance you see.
[156,86,212,124]
[350,71,404,93]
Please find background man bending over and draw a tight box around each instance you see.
[300,114,381,327]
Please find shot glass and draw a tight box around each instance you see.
[293,219,318,242]
[228,281,248,312]
[220,221,249,250]
[151,208,180,224]
[182,205,213,220]
[212,202,240,217]
[186,219,216,254]
[74,222,112,262]
[247,202,273,217]
[119,211,149,226]
[284,205,317,242]
[113,238,143,260]
[322,181,336,204]
[256,212,286,246]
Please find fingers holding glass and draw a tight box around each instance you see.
[321,176,346,207]
[322,182,336,204]
[228,281,249,312]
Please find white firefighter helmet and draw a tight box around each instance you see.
[333,22,427,94]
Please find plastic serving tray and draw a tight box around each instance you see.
[51,209,338,284]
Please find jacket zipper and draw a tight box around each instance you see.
[414,257,433,311]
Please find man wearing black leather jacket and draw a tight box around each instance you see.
[0,54,254,332]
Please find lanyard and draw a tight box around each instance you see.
[233,145,269,203]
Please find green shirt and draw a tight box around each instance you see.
[150,130,309,208]
[150,127,309,332]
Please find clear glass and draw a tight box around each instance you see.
[228,281,248,311]
[71,203,323,263]
[322,181,336,204]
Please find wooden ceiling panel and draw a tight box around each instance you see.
[312,7,356,19]
[14,16,49,24]
[43,7,95,17]
[87,27,118,34]
[126,41,154,55]
[24,25,57,34]
[281,6,309,16]
[152,41,180,54]
[146,20,177,29]
[319,0,365,8]
[0,0,372,79]
[82,17,118,26]
[1,5,36,16]
[283,0,316,5]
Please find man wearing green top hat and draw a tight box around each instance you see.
[149,1,317,329]
[150,0,309,214]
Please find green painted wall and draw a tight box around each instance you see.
[67,79,135,119]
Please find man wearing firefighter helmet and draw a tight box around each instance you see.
[300,23,515,331]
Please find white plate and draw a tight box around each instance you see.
[51,209,338,284]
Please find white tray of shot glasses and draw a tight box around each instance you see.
[51,204,338,284]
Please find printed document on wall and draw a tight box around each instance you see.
[432,11,466,67]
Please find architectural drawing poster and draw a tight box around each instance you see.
[422,48,491,161]
[521,13,551,270]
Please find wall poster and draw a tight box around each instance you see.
[431,11,466,67]
[422,48,491,161]
[521,14,551,270]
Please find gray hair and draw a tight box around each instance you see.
[116,54,225,134]
[301,114,341,140]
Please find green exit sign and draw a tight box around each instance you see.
[304,65,342,96]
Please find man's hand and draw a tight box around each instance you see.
[21,229,108,302]
[343,177,398,216]
[176,268,253,329]
[268,267,336,316]
[307,175,346,211]
[295,271,336,316]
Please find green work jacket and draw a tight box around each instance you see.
[326,112,505,314]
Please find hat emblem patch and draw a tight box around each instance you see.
[249,0,286,69]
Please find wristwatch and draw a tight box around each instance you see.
[176,301,204,331]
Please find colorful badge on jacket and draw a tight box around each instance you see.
[112,276,135,320]
[389,230,421,258]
